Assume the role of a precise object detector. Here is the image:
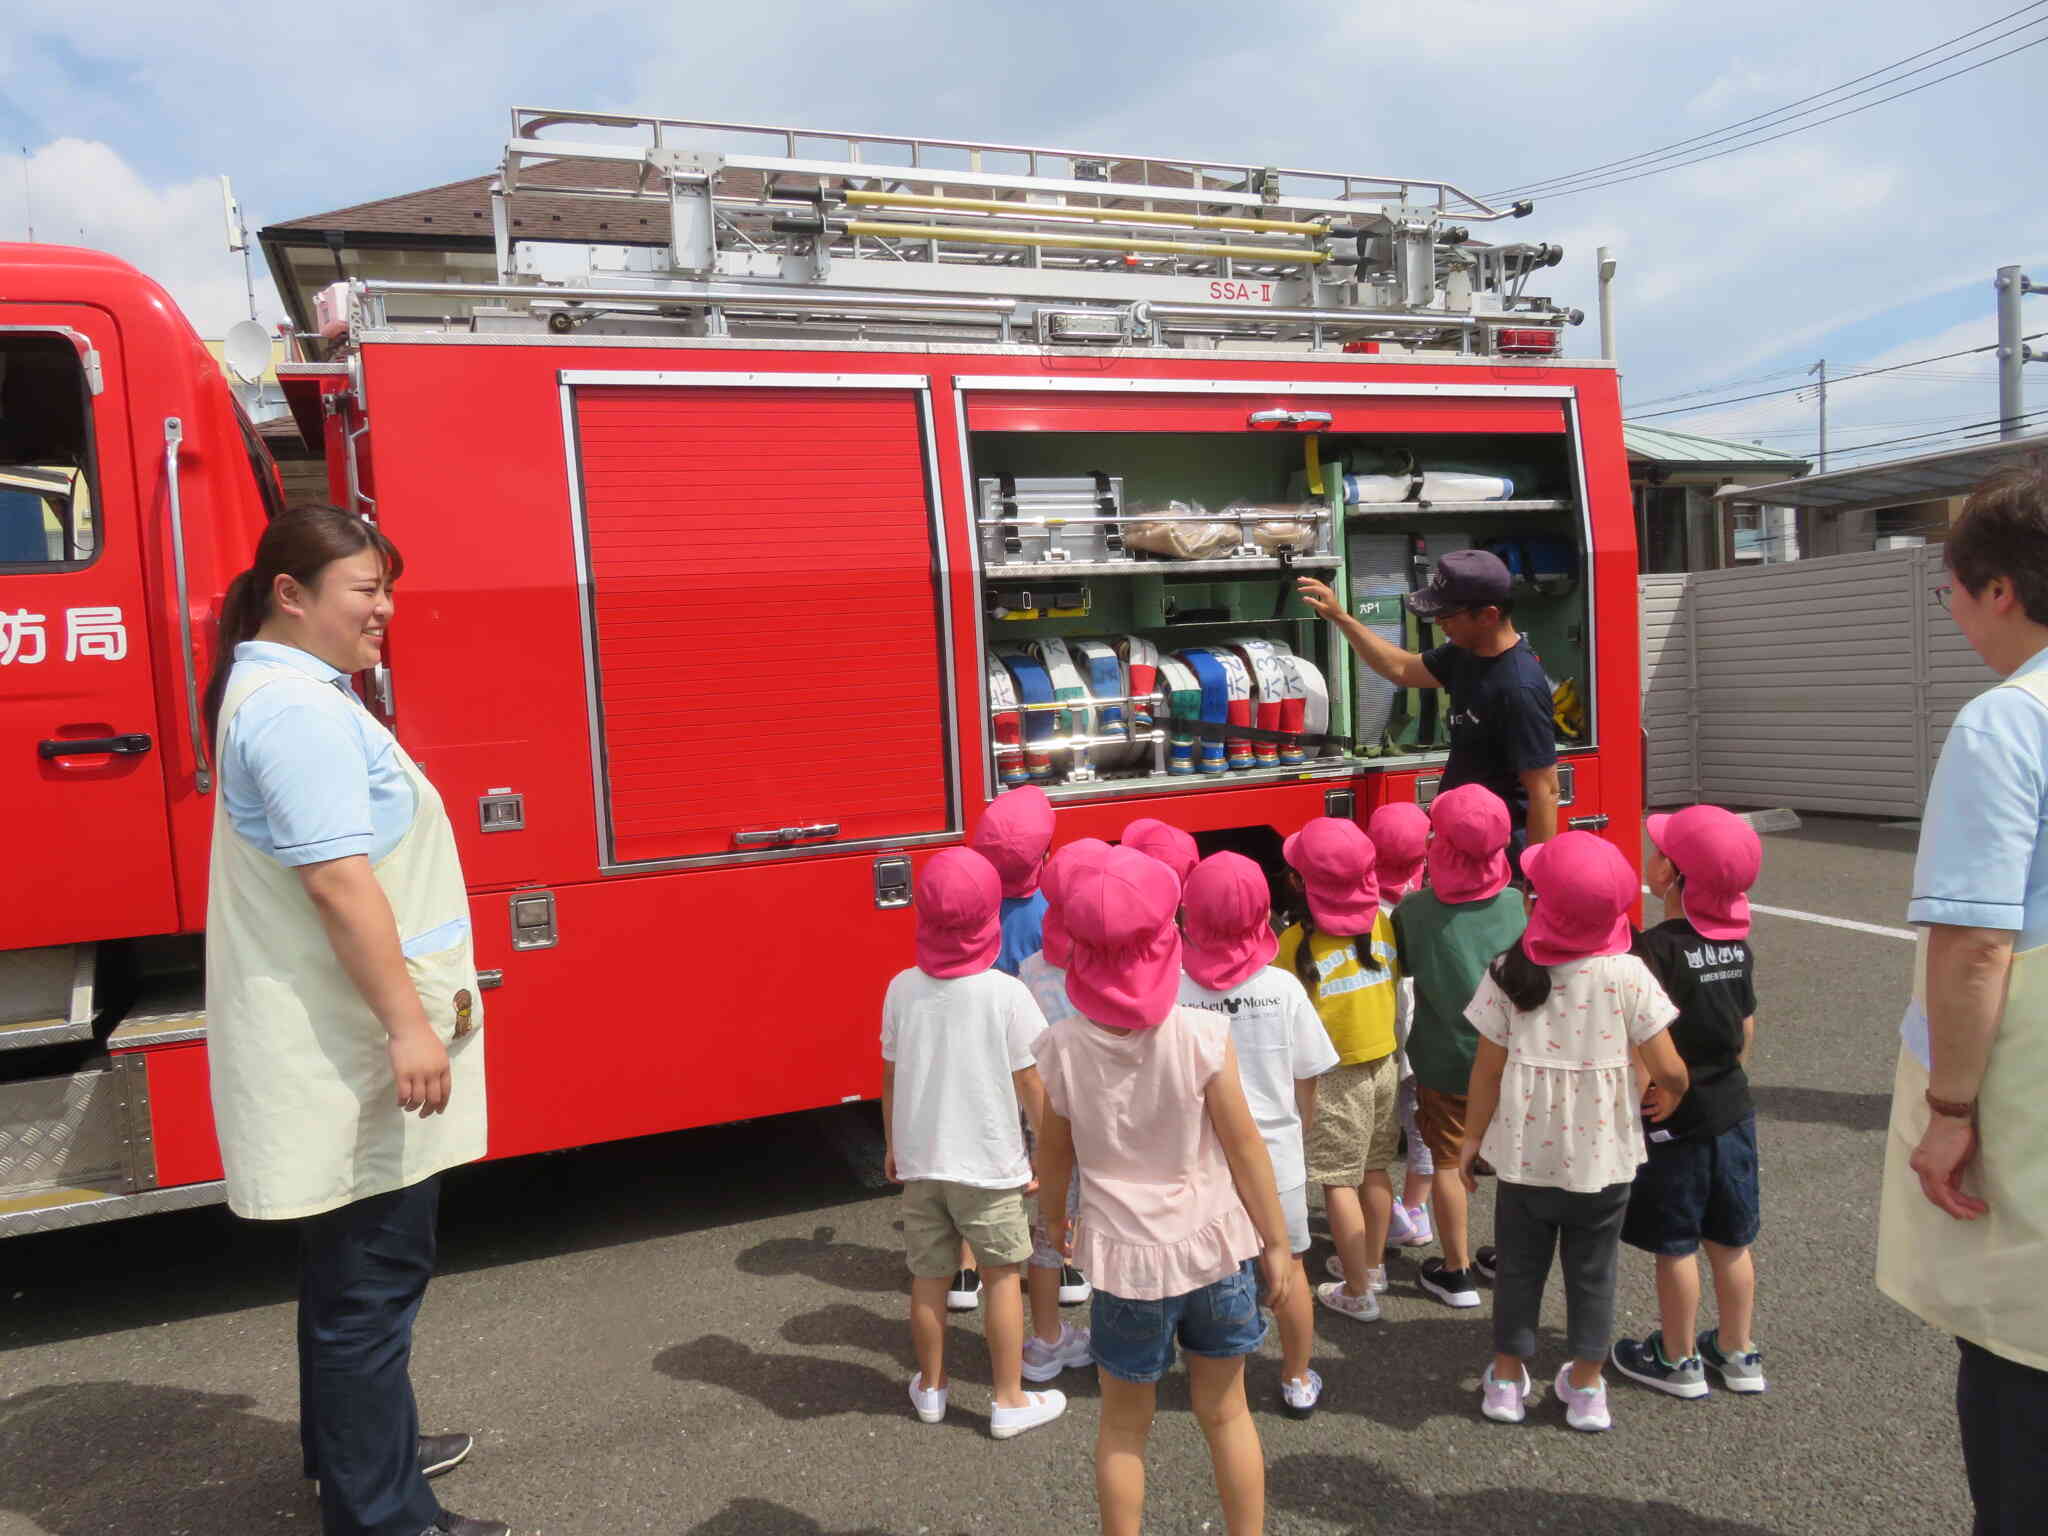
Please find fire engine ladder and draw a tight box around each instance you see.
[354,107,1584,353]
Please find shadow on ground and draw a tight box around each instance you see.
[1753,1082,1892,1133]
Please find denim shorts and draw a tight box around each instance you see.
[1090,1260,1268,1384]
[1621,1113,1761,1256]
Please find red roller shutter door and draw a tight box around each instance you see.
[572,381,953,866]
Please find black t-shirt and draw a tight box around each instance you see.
[1421,637,1558,829]
[1630,918,1758,1141]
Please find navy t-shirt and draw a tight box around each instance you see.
[1631,918,1758,1140]
[1421,637,1558,830]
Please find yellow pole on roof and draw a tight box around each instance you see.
[840,219,1328,266]
[839,188,1330,238]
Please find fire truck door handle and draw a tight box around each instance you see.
[163,417,214,794]
[39,733,153,759]
[1567,814,1612,831]
[1247,409,1333,429]
[733,822,842,847]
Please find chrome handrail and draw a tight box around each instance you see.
[163,417,213,794]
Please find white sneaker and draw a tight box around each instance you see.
[1057,1264,1092,1305]
[1315,1279,1381,1322]
[945,1268,981,1311]
[1554,1364,1612,1432]
[908,1372,948,1424]
[1320,1256,1387,1293]
[1280,1369,1324,1420]
[989,1388,1067,1439]
[1481,1364,1532,1423]
[1021,1321,1093,1382]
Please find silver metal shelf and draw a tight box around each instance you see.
[984,555,1340,579]
[1347,499,1571,515]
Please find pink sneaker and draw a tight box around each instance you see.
[1481,1363,1532,1423]
[1399,1203,1434,1247]
[1553,1364,1612,1432]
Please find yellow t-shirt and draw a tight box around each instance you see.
[1274,913,1402,1066]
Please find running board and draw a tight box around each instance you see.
[0,944,97,1052]
[0,1179,226,1238]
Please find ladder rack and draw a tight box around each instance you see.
[369,107,1588,355]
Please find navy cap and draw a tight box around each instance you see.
[1404,548,1513,619]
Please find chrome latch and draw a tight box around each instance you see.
[874,855,912,910]
[509,891,557,951]
[479,792,525,833]
[1324,788,1356,819]
[1415,775,1443,807]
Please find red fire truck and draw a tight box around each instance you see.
[0,111,1637,1237]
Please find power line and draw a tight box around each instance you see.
[1488,4,2048,199]
[1625,332,2048,421]
[1494,31,2048,202]
[1816,409,2048,461]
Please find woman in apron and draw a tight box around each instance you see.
[1877,464,2048,1536]
[202,506,503,1536]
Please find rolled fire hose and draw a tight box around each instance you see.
[1290,654,1331,757]
[1174,649,1236,773]
[1118,636,1161,752]
[1232,638,1312,767]
[1070,639,1133,770]
[1198,648,1256,770]
[987,658,1027,788]
[1031,638,1092,774]
[1156,655,1204,775]
[996,648,1058,783]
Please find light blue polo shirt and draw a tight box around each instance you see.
[220,641,417,869]
[1902,642,2048,1066]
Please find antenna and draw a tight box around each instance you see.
[19,147,33,243]
[220,173,258,322]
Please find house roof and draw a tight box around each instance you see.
[260,158,683,248]
[1715,431,2048,513]
[1624,423,1809,471]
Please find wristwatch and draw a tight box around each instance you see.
[1924,1090,1978,1120]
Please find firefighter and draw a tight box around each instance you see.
[201,506,506,1536]
[1298,552,1561,872]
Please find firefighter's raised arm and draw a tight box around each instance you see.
[1295,576,1441,690]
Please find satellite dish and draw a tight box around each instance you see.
[224,320,270,385]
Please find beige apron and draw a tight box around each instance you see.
[1876,669,2048,1371]
[205,662,487,1220]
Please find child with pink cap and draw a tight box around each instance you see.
[1275,818,1404,1322]
[1031,848,1294,1534]
[1121,816,1201,892]
[1457,832,1690,1432]
[972,785,1058,978]
[879,847,1067,1439]
[1178,852,1340,1418]
[1015,837,1113,1375]
[1611,805,1769,1401]
[1390,785,1528,1309]
[1369,800,1438,1252]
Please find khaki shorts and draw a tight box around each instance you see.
[901,1180,1032,1277]
[1305,1053,1401,1188]
[1414,1084,1469,1167]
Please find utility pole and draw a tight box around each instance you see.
[1597,246,1618,365]
[1996,265,2039,440]
[1809,359,1827,471]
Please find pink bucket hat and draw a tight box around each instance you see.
[1062,847,1183,1030]
[1427,784,1514,904]
[971,785,1055,898]
[1366,802,1431,897]
[1647,806,1762,941]
[1282,817,1380,936]
[1182,851,1279,992]
[914,848,1002,979]
[1121,817,1200,891]
[1041,836,1113,968]
[1519,832,1637,966]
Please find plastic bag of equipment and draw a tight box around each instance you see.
[1121,501,1239,560]
[1218,500,1323,555]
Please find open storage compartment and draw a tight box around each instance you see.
[963,385,1597,803]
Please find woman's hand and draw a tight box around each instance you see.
[1259,1242,1294,1312]
[387,1021,451,1116]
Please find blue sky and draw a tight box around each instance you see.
[2,0,2042,467]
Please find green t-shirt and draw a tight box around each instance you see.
[1392,888,1529,1093]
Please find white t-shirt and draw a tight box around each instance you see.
[881,967,1047,1188]
[1176,967,1340,1192]
[1465,952,1679,1194]
[1018,951,1076,1030]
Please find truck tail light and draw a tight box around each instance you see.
[1494,327,1561,356]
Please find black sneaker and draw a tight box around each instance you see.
[1417,1258,1482,1309]
[419,1433,474,1479]
[1057,1265,1091,1305]
[1473,1246,1500,1281]
[1611,1331,1709,1399]
[430,1515,510,1536]
[945,1268,982,1311]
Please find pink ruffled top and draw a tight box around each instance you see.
[1032,1004,1262,1301]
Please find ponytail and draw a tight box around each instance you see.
[1290,909,1320,998]
[201,505,403,746]
[1489,940,1553,1013]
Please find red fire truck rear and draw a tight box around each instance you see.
[0,110,1637,1237]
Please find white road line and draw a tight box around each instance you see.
[1641,887,1915,941]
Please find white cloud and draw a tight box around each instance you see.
[1,139,281,336]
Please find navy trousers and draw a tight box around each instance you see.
[1958,1337,2048,1536]
[298,1176,444,1536]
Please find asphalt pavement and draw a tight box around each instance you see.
[0,815,1971,1536]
